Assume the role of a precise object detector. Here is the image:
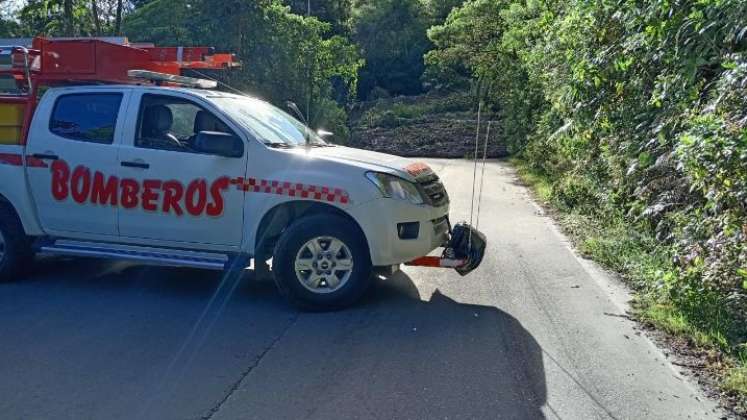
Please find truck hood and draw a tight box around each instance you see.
[288,146,426,179]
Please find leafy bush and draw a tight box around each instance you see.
[427,0,747,400]
[352,0,432,99]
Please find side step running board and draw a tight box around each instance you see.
[39,239,230,271]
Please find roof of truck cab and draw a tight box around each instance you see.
[46,84,248,100]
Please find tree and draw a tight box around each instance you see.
[351,0,432,99]
[91,0,102,35]
[285,0,352,35]
[0,0,21,37]
[114,0,123,34]
[14,0,130,37]
[422,0,465,23]
[63,0,74,35]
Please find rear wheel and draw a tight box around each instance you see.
[273,214,372,310]
[0,205,32,282]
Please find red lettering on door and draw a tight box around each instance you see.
[50,160,70,201]
[161,181,184,216]
[185,179,207,216]
[120,179,140,209]
[47,160,240,217]
[141,180,162,212]
[70,166,92,204]
[91,172,119,206]
[207,177,230,217]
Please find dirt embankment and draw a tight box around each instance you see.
[348,94,509,158]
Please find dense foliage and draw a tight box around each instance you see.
[6,0,129,36]
[286,0,352,35]
[428,0,747,374]
[351,0,432,98]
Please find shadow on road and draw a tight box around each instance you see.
[1,258,547,420]
[325,270,548,420]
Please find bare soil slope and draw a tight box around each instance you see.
[348,93,508,158]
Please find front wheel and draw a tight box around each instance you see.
[273,214,372,310]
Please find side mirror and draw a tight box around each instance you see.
[194,131,243,158]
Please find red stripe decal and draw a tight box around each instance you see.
[25,157,49,168]
[235,177,350,205]
[0,153,50,168]
[0,153,23,166]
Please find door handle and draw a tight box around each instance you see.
[32,153,59,161]
[121,161,150,169]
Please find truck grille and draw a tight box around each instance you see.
[417,173,449,207]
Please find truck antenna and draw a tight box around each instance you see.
[305,0,312,146]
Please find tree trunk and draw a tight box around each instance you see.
[91,0,102,36]
[63,0,74,36]
[115,0,123,35]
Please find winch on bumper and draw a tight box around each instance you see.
[348,162,486,276]
[351,196,486,275]
[406,222,487,275]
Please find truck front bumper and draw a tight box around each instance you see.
[405,222,487,275]
[349,198,450,267]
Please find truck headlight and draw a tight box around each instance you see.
[366,172,425,205]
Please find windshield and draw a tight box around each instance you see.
[210,96,326,147]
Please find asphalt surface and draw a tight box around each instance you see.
[0,159,723,420]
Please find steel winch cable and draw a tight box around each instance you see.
[467,100,492,253]
[469,101,482,229]
[475,121,491,231]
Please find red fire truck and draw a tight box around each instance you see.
[0,37,485,309]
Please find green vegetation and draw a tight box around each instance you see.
[427,3,747,403]
[513,158,746,410]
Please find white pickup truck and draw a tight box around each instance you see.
[0,38,484,309]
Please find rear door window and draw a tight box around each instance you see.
[49,93,123,144]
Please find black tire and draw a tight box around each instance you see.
[272,214,372,311]
[0,204,33,282]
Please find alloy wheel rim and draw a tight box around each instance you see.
[294,236,354,294]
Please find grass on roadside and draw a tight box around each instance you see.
[511,157,747,412]
[726,366,747,395]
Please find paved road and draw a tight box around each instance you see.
[0,160,722,420]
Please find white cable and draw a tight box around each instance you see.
[475,121,490,231]
[467,101,483,254]
[469,101,482,227]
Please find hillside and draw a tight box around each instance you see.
[348,92,508,158]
